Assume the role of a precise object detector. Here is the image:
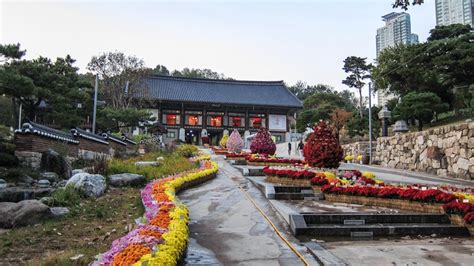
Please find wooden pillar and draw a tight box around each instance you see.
[203,107,207,129]
[180,103,185,128]
[245,108,249,130]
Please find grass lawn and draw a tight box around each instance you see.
[0,151,198,265]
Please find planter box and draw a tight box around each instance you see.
[265,175,311,186]
[449,215,474,236]
[324,194,444,214]
[226,156,247,161]
[247,161,295,166]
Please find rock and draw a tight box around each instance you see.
[156,157,164,161]
[426,146,442,160]
[66,173,106,197]
[457,158,470,170]
[134,161,159,167]
[40,196,54,205]
[108,173,145,187]
[37,179,51,188]
[50,207,69,217]
[40,149,72,179]
[0,187,53,202]
[40,172,59,182]
[55,180,67,188]
[0,200,52,228]
[0,179,6,189]
[71,169,85,176]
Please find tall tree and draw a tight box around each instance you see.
[0,44,89,128]
[87,51,149,109]
[428,24,472,41]
[288,81,332,101]
[342,56,372,118]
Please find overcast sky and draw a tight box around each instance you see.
[1,0,436,96]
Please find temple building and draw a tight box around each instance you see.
[136,75,302,145]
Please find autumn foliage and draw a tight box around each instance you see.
[303,120,343,168]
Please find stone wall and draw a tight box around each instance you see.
[374,121,474,179]
[342,141,375,164]
[14,134,79,157]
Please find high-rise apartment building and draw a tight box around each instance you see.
[375,12,419,106]
[435,0,474,27]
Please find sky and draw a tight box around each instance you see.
[1,0,436,97]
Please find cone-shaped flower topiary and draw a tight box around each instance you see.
[250,127,276,155]
[227,129,244,153]
[303,120,343,168]
[219,132,229,148]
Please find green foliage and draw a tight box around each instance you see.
[372,25,474,111]
[392,0,423,10]
[342,56,372,118]
[287,81,332,101]
[50,186,84,207]
[393,92,449,131]
[149,65,170,76]
[175,144,199,158]
[0,152,18,167]
[428,24,472,42]
[346,106,382,138]
[171,67,231,80]
[0,44,91,128]
[106,151,196,180]
[0,125,13,142]
[0,96,14,127]
[0,43,25,61]
[97,107,153,132]
[297,90,356,132]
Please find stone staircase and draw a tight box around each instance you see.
[290,213,469,238]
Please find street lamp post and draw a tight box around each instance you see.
[368,82,373,165]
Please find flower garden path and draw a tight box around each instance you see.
[180,154,316,265]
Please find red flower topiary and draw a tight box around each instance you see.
[303,121,343,168]
[250,127,276,155]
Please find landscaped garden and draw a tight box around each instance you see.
[0,145,213,265]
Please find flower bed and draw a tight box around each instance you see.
[225,153,249,161]
[246,154,303,166]
[322,184,474,227]
[93,160,218,265]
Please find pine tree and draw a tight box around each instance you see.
[227,129,244,153]
[304,121,343,168]
[250,127,276,155]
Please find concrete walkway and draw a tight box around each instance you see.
[180,155,316,265]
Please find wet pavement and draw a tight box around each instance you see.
[180,155,316,265]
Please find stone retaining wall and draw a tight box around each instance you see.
[374,121,474,179]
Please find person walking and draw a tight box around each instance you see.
[298,140,304,156]
[288,142,292,156]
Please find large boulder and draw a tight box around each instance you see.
[40,172,59,182]
[0,187,53,202]
[0,200,52,228]
[40,149,72,179]
[66,173,106,197]
[134,161,159,167]
[108,173,145,187]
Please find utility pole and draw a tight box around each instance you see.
[368,82,373,165]
[92,75,99,134]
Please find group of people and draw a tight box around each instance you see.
[288,140,305,156]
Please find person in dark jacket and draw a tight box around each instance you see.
[288,142,292,155]
[298,140,304,156]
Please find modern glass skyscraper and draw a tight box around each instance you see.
[375,12,419,107]
[435,0,474,27]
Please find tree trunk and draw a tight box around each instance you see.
[358,88,363,118]
[418,120,423,131]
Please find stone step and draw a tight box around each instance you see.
[290,213,470,237]
[302,213,451,225]
[300,223,469,237]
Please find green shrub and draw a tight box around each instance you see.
[106,152,196,180]
[0,143,15,155]
[50,186,84,207]
[175,144,199,158]
[0,152,19,167]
